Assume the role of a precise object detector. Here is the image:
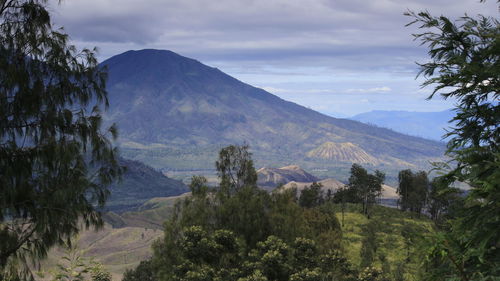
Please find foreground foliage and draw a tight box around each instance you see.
[49,243,111,281]
[0,0,121,278]
[147,145,348,281]
[123,145,437,281]
[407,2,500,280]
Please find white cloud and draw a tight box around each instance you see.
[345,87,392,94]
[261,86,391,95]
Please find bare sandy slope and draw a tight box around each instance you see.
[36,223,163,281]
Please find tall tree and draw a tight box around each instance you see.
[427,176,462,224]
[298,182,323,208]
[215,144,257,195]
[397,169,413,211]
[397,170,429,215]
[411,171,429,215]
[0,0,121,278]
[347,164,384,217]
[407,3,500,279]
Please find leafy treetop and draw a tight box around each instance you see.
[0,0,122,278]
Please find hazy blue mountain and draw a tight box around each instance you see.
[350,110,455,141]
[100,49,445,177]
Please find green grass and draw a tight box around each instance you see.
[335,204,434,279]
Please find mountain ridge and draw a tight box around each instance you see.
[101,49,445,175]
[350,109,454,141]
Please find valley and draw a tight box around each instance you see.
[37,49,451,280]
[3,0,497,280]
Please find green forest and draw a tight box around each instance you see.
[0,0,498,281]
[121,146,437,281]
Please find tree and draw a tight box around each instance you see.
[0,0,121,278]
[298,182,323,208]
[397,170,429,215]
[49,244,111,281]
[346,164,384,217]
[333,184,359,227]
[122,259,156,281]
[216,144,257,195]
[407,3,500,279]
[189,175,210,197]
[410,171,429,215]
[427,176,462,224]
[397,170,413,212]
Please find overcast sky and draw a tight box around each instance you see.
[49,0,498,116]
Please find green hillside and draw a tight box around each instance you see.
[335,204,433,279]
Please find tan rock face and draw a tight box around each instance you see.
[282,178,345,193]
[306,142,379,164]
[257,165,318,187]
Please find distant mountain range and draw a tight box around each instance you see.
[101,49,445,178]
[350,110,455,141]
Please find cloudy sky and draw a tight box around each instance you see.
[49,0,498,116]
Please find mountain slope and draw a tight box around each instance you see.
[306,142,379,164]
[351,110,454,141]
[101,49,445,172]
[106,158,188,212]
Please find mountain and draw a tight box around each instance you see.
[257,165,319,187]
[106,158,188,212]
[101,49,445,176]
[306,142,379,164]
[350,110,455,141]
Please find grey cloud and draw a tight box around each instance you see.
[50,0,498,68]
[48,0,497,115]
[52,0,497,44]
